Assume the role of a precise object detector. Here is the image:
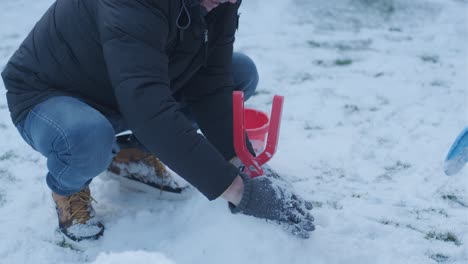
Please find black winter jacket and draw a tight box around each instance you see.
[1,0,243,200]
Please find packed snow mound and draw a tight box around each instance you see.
[92,251,175,264]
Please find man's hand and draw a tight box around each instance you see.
[229,173,315,239]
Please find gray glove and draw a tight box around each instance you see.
[229,173,315,239]
[230,158,285,181]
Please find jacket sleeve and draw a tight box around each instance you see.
[97,0,239,200]
[182,2,243,161]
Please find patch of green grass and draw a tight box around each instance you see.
[374,72,385,78]
[310,200,343,210]
[429,208,448,217]
[328,201,343,210]
[442,194,457,201]
[253,90,271,96]
[405,224,423,233]
[442,194,468,208]
[389,27,402,32]
[0,192,5,207]
[351,193,368,199]
[425,231,462,246]
[304,122,322,131]
[377,219,428,234]
[429,254,449,263]
[430,80,448,87]
[0,151,18,161]
[335,59,353,66]
[291,73,315,84]
[379,220,400,228]
[413,208,449,220]
[384,161,411,173]
[335,41,371,52]
[307,39,372,51]
[344,104,360,114]
[314,60,325,66]
[311,201,323,208]
[307,40,321,48]
[0,169,16,182]
[376,96,390,105]
[421,55,439,64]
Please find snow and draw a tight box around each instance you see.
[0,0,467,263]
[445,152,468,177]
[91,251,174,264]
[66,222,102,239]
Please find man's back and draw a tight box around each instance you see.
[3,0,116,123]
[2,0,219,124]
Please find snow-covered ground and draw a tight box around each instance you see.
[0,0,467,263]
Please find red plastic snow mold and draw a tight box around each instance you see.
[233,91,284,177]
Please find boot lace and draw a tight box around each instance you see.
[65,189,97,224]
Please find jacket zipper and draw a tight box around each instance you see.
[200,11,209,68]
[203,28,209,67]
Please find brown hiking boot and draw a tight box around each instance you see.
[108,148,191,197]
[52,187,104,242]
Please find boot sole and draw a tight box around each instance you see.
[55,229,101,251]
[107,172,195,201]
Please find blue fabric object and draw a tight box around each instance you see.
[444,126,468,176]
[15,96,116,196]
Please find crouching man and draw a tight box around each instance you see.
[1,0,315,242]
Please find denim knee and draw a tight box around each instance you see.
[232,52,259,101]
[47,113,116,195]
[69,118,115,172]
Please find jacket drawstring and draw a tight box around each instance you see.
[176,0,191,42]
[176,0,209,67]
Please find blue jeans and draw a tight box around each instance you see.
[15,53,258,196]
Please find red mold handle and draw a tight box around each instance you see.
[233,91,284,177]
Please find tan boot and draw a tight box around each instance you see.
[52,187,104,242]
[108,148,191,196]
